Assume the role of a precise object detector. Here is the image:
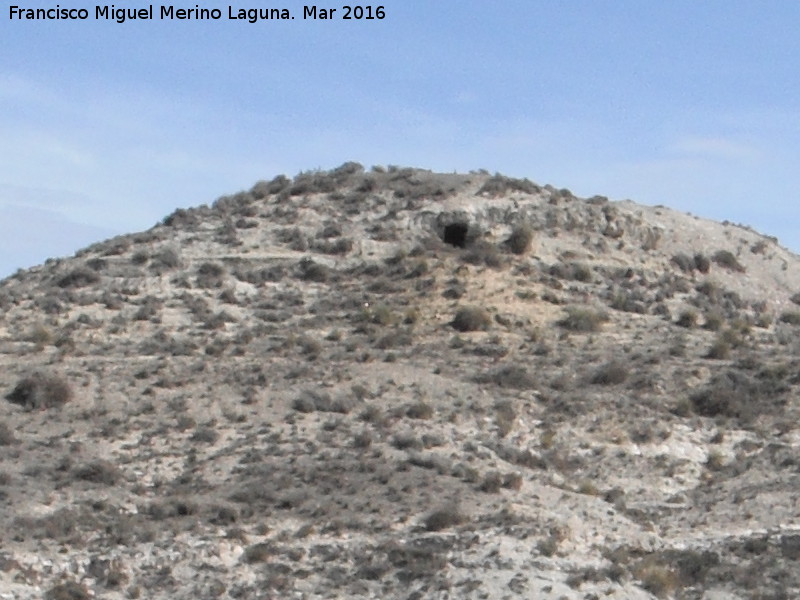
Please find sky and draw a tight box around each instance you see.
[1,1,799,278]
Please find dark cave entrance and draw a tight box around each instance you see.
[442,223,469,248]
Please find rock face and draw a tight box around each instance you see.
[2,163,800,599]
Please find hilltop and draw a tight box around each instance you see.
[2,163,800,599]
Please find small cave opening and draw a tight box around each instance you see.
[442,223,469,248]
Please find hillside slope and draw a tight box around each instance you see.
[2,163,800,599]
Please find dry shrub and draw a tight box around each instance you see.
[712,249,746,272]
[479,471,503,493]
[57,267,100,288]
[694,253,711,273]
[242,542,276,564]
[635,563,679,598]
[312,238,353,255]
[72,460,122,485]
[475,365,536,389]
[506,224,534,255]
[462,241,504,268]
[45,581,91,600]
[558,306,608,332]
[197,262,226,288]
[705,337,731,360]
[779,311,800,326]
[590,360,629,385]
[494,400,517,437]
[690,370,785,422]
[163,207,200,227]
[675,310,698,328]
[292,390,355,414]
[297,258,329,282]
[406,401,433,419]
[477,174,539,197]
[451,306,491,332]
[191,427,220,444]
[6,372,72,410]
[671,253,695,273]
[150,247,182,271]
[0,421,16,445]
[424,505,465,531]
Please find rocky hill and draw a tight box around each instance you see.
[2,163,800,599]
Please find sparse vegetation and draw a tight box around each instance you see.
[292,390,355,414]
[1,165,799,598]
[690,370,781,422]
[475,365,536,389]
[462,241,503,268]
[558,306,608,332]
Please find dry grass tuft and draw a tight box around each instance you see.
[6,372,73,410]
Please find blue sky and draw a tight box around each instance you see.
[2,1,799,277]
